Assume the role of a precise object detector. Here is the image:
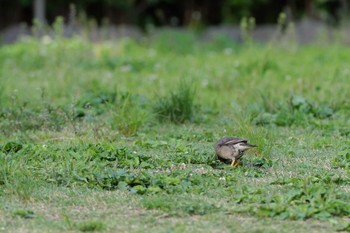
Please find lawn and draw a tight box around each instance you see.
[0,30,350,232]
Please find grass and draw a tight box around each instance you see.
[0,30,350,232]
[153,80,197,123]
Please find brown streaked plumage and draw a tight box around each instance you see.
[215,137,256,167]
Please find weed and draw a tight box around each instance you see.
[11,209,35,219]
[2,141,23,153]
[77,220,105,232]
[236,175,350,220]
[75,89,117,118]
[337,222,350,232]
[153,81,198,123]
[253,94,335,127]
[240,17,255,42]
[110,93,150,136]
[331,148,350,169]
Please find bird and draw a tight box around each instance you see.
[215,137,256,167]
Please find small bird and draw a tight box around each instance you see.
[215,137,256,167]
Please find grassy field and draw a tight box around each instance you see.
[1,30,350,232]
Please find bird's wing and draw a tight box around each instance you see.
[217,137,247,146]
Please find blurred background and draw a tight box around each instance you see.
[0,0,349,43]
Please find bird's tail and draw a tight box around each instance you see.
[245,143,256,148]
[239,143,256,151]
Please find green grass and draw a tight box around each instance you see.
[153,80,197,123]
[0,30,350,232]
